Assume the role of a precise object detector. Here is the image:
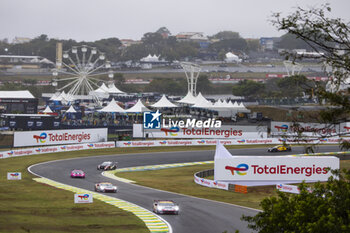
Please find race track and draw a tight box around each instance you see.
[29,145,342,233]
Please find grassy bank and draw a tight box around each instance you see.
[0,144,273,232]
[115,160,350,210]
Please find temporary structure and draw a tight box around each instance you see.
[98,98,125,113]
[177,92,197,105]
[42,106,53,113]
[66,105,77,113]
[125,99,150,113]
[94,83,109,93]
[108,83,124,94]
[151,95,178,108]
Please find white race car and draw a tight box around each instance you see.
[153,200,179,215]
[94,182,117,193]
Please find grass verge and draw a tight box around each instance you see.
[115,160,350,210]
[0,144,272,232]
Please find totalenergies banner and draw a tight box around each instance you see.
[214,156,339,181]
[271,121,339,137]
[116,138,279,147]
[14,128,108,147]
[0,141,115,159]
[340,122,350,135]
[194,175,229,190]
[135,124,268,139]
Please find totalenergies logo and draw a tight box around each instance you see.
[78,194,89,200]
[161,127,179,136]
[237,139,245,144]
[10,172,19,177]
[123,142,131,146]
[33,132,47,143]
[159,141,167,145]
[35,148,41,153]
[60,146,66,150]
[197,140,205,144]
[87,144,94,148]
[344,126,350,132]
[275,125,289,132]
[8,151,14,156]
[225,164,249,175]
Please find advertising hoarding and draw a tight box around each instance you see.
[194,175,229,190]
[135,124,268,139]
[74,194,93,203]
[214,156,339,181]
[14,128,108,147]
[7,172,22,180]
[271,121,339,137]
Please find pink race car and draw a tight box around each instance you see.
[70,169,85,178]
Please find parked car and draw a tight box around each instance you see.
[97,161,118,170]
[153,200,179,215]
[70,169,85,178]
[94,182,117,193]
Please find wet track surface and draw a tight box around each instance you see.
[29,145,342,233]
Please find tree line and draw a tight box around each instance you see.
[0,28,313,63]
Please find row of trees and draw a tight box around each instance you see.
[0,27,313,63]
[232,75,316,99]
[241,4,350,232]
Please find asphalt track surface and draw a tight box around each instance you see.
[29,145,343,233]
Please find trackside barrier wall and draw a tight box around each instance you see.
[116,137,349,148]
[194,169,231,191]
[1,137,349,160]
[0,141,115,159]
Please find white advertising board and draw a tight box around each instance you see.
[74,194,93,203]
[276,184,312,194]
[214,156,339,181]
[14,128,108,147]
[194,175,229,190]
[0,141,115,159]
[116,138,279,148]
[7,172,22,180]
[340,122,350,135]
[271,121,339,137]
[135,124,267,139]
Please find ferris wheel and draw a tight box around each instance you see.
[52,45,114,106]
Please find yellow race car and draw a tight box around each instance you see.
[267,145,292,152]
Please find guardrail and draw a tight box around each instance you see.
[193,169,247,194]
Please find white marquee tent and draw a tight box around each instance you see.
[98,98,125,113]
[177,92,197,105]
[42,106,53,113]
[150,95,178,108]
[125,99,150,113]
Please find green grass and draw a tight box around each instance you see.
[115,160,350,210]
[0,144,341,231]
[0,144,275,232]
[0,149,154,233]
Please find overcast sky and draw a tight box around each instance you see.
[1,0,349,42]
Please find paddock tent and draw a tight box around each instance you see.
[98,99,125,113]
[125,99,150,113]
[0,90,38,114]
[151,95,178,108]
[42,106,53,113]
[108,83,124,94]
[66,105,77,113]
[177,92,197,105]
